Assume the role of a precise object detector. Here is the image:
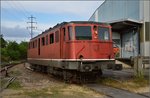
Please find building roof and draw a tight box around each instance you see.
[108,18,142,32]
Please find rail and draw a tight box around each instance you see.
[0,61,26,73]
[0,77,16,92]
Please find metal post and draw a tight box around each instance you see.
[134,56,144,78]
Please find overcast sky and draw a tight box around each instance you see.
[1,1,104,43]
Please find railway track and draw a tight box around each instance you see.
[0,62,22,92]
[0,61,25,73]
[0,77,16,92]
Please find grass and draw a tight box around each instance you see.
[3,81,103,98]
[10,70,22,76]
[97,77,149,92]
[49,84,102,98]
[24,88,51,98]
[0,79,8,88]
[7,80,22,90]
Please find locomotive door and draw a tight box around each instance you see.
[60,27,66,58]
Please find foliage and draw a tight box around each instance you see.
[18,41,28,59]
[1,36,28,63]
[0,35,7,48]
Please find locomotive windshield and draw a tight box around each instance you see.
[75,26,92,40]
[98,27,110,40]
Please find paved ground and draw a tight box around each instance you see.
[103,68,149,80]
[101,68,150,97]
[140,92,150,97]
[86,84,149,98]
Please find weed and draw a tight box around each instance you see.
[97,77,149,93]
[0,79,8,87]
[10,70,22,76]
[24,88,51,98]
[8,80,22,90]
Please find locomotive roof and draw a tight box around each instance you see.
[30,21,110,40]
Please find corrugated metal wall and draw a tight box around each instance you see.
[89,0,140,22]
[122,30,139,58]
[89,0,142,58]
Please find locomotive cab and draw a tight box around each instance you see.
[61,22,115,72]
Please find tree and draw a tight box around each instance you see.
[6,41,20,60]
[1,37,28,62]
[18,41,28,59]
[0,35,7,48]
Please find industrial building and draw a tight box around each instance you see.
[89,0,150,58]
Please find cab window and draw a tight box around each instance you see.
[98,27,110,40]
[75,26,92,40]
[68,26,74,40]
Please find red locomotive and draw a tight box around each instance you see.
[27,21,118,82]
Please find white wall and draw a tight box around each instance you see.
[141,42,150,56]
[143,0,150,22]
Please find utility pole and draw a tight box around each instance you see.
[27,15,37,38]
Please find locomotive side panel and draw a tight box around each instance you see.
[66,41,114,59]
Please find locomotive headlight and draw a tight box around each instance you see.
[83,65,91,71]
[85,66,90,70]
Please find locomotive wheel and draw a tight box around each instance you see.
[63,70,74,83]
[30,64,36,71]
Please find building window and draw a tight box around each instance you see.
[42,37,45,46]
[46,35,48,45]
[50,33,54,44]
[55,31,59,42]
[145,22,150,41]
[68,26,74,40]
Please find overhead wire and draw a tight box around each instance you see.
[1,7,22,21]
[8,1,28,18]
[5,1,26,20]
[17,1,31,16]
[3,1,39,37]
[12,1,31,18]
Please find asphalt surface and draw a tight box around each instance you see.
[86,69,150,98]
[103,69,149,80]
[86,84,148,98]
